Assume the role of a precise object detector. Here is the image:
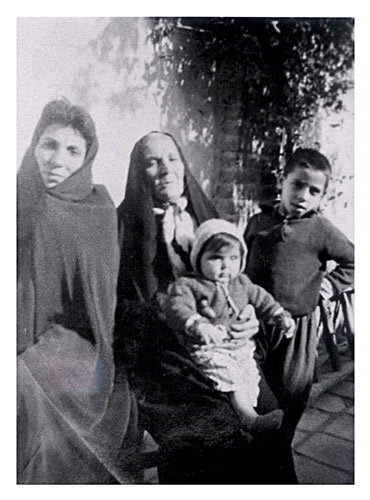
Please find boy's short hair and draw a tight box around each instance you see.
[197,233,244,273]
[284,148,332,188]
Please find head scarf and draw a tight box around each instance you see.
[17,100,137,484]
[116,131,218,302]
[17,100,96,243]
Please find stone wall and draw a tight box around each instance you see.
[212,54,284,228]
[210,52,353,236]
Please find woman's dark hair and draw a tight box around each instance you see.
[35,98,96,151]
[284,148,332,188]
[197,232,244,273]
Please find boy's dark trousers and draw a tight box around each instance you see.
[256,313,318,443]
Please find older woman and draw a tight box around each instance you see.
[114,132,286,484]
[17,99,140,484]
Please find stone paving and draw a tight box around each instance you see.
[143,339,355,484]
[293,349,354,484]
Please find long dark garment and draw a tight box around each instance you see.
[245,205,354,461]
[17,114,140,484]
[114,133,297,484]
[256,315,318,442]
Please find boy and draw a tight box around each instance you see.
[244,148,354,440]
[166,219,295,437]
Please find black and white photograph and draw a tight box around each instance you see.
[14,9,358,488]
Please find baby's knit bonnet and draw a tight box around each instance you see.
[190,218,247,274]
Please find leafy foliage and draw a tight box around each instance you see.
[148,17,354,151]
[81,17,354,217]
[146,18,354,215]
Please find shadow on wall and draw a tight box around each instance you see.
[72,18,216,201]
[70,17,164,205]
[70,17,216,205]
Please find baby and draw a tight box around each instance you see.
[165,219,295,437]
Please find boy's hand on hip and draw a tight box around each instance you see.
[320,278,335,302]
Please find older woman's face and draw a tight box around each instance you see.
[35,124,87,188]
[142,134,185,203]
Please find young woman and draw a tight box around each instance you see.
[17,98,140,484]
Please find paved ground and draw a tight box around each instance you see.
[143,338,354,484]
[293,340,354,484]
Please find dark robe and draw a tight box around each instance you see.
[114,133,294,484]
[17,111,140,484]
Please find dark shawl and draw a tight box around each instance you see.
[115,133,244,462]
[116,132,218,303]
[17,113,140,484]
[114,133,298,484]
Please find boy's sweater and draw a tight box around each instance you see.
[244,207,354,317]
[166,273,282,334]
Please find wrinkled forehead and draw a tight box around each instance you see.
[140,133,180,157]
[36,124,87,149]
[38,123,85,140]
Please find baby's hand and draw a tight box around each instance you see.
[282,316,296,338]
[271,310,296,339]
[193,321,219,345]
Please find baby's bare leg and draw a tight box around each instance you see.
[229,389,259,428]
[229,389,284,435]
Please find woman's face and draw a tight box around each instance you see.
[35,124,87,188]
[142,134,185,203]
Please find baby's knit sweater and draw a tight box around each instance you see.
[166,273,282,334]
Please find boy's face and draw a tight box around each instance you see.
[279,166,327,218]
[200,243,241,284]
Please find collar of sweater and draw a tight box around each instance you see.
[275,202,319,221]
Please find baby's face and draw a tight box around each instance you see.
[200,243,241,284]
[279,165,327,218]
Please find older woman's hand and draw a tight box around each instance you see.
[225,304,260,350]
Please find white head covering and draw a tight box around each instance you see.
[190,218,247,274]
